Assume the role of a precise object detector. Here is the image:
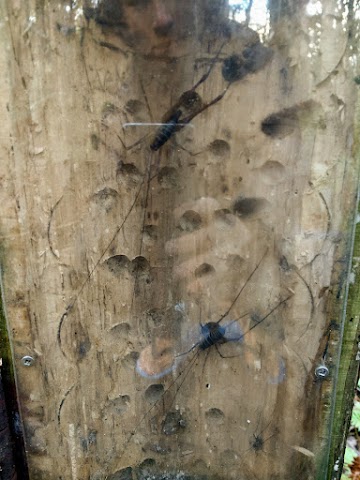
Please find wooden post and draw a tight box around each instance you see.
[0,1,359,478]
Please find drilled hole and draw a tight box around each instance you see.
[104,255,131,276]
[179,210,202,232]
[232,197,268,218]
[195,263,215,278]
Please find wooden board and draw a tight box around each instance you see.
[0,1,359,479]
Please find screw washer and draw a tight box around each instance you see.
[315,364,329,379]
[21,356,34,367]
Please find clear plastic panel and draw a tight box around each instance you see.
[1,1,360,479]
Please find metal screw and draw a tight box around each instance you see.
[315,364,329,379]
[21,356,34,367]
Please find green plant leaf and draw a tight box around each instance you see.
[351,399,360,429]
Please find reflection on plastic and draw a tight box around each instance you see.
[268,357,286,385]
[136,337,174,380]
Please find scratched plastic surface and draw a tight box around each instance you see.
[53,1,356,478]
[5,0,359,479]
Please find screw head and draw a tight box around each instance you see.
[315,364,329,379]
[21,356,34,367]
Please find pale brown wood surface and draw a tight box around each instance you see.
[0,1,358,479]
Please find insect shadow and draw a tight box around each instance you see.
[245,418,278,456]
[56,41,245,354]
[238,416,280,480]
[115,250,293,466]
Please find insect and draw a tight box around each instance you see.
[123,41,230,154]
[236,418,280,480]
[136,293,291,383]
[136,250,292,379]
[150,109,182,151]
[247,420,278,455]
